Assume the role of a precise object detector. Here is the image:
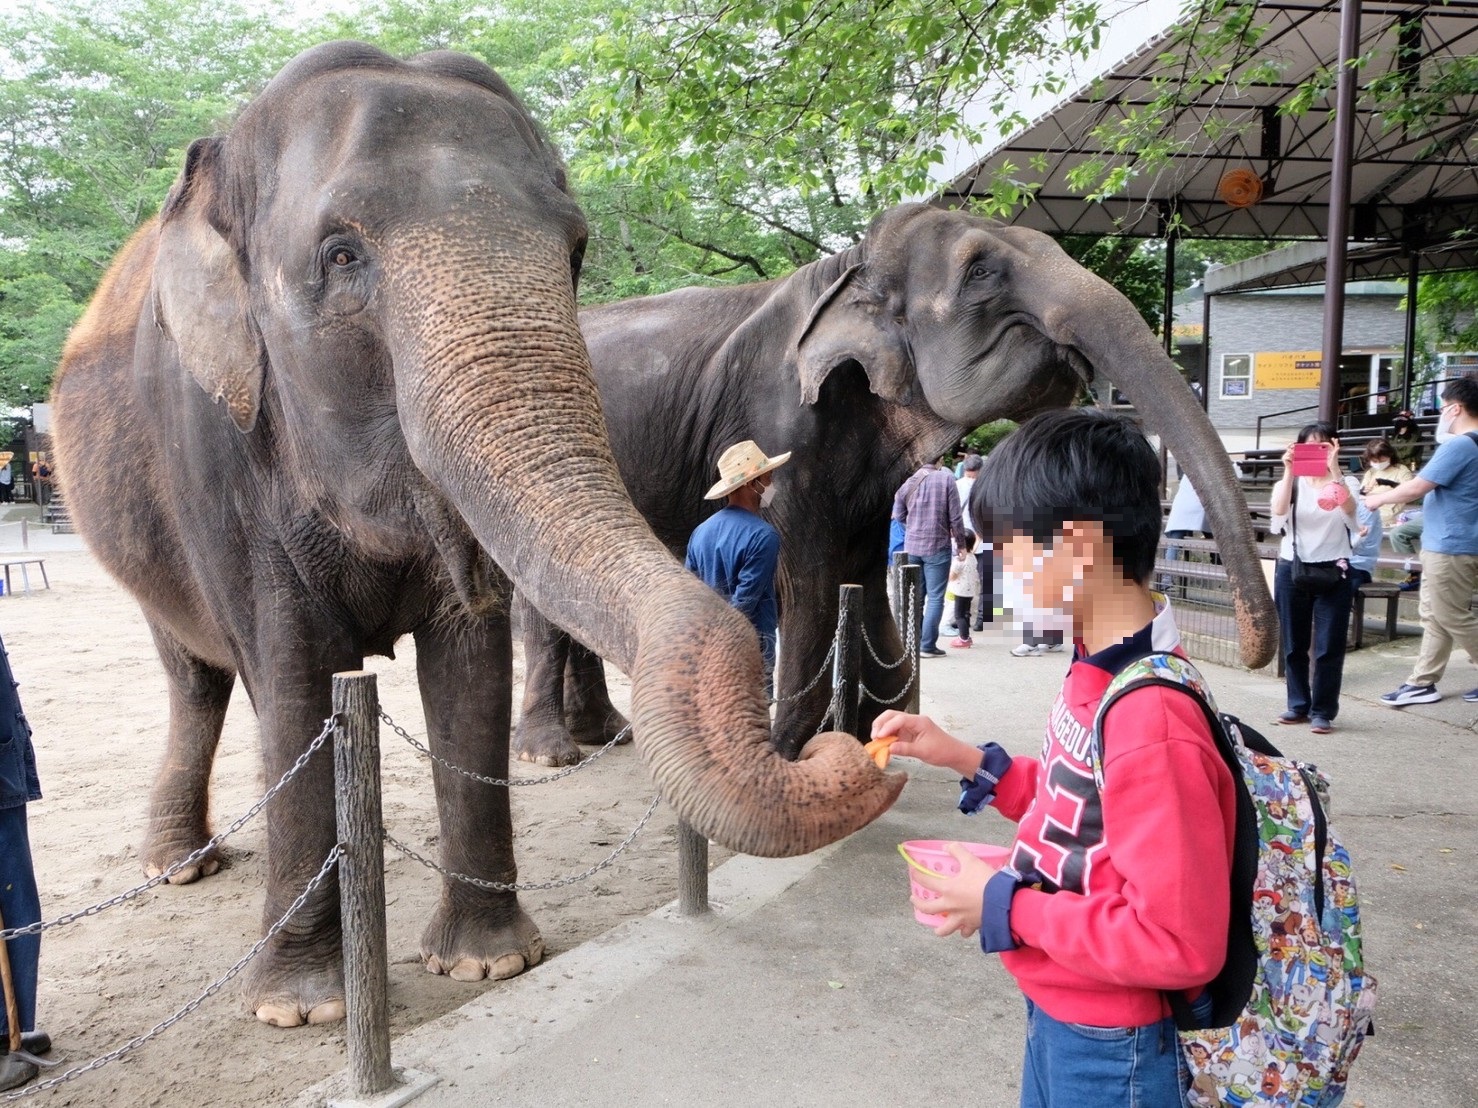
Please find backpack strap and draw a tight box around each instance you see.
[1089,653,1224,790]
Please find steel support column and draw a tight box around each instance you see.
[1319,0,1364,425]
[1401,253,1419,413]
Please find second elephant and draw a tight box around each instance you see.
[515,203,1277,764]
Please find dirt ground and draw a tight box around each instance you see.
[5,549,710,1107]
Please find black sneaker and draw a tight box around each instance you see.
[1379,683,1441,707]
[0,1052,37,1093]
[920,647,947,658]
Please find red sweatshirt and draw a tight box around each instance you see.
[976,607,1236,1027]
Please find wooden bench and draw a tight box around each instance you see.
[1351,581,1401,649]
[0,558,48,595]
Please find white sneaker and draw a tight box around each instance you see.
[1010,643,1045,657]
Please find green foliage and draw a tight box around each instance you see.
[963,419,1018,457]
[1409,272,1478,380]
[0,0,302,404]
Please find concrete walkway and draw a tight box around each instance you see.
[298,621,1476,1108]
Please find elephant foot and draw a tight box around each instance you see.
[142,827,221,886]
[246,948,345,1027]
[512,714,581,767]
[567,704,631,748]
[421,901,544,982]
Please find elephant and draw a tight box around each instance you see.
[50,42,901,1028]
[513,203,1278,765]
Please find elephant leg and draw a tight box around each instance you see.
[141,620,235,885]
[512,596,581,767]
[243,606,357,1028]
[562,642,630,746]
[416,603,544,984]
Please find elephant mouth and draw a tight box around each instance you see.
[1064,347,1095,387]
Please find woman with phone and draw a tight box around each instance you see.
[1269,421,1362,734]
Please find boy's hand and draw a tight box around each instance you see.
[910,843,997,939]
[871,711,983,778]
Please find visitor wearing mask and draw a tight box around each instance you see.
[894,453,968,658]
[686,440,789,696]
[1269,422,1361,734]
[1368,376,1478,706]
[1359,439,1416,528]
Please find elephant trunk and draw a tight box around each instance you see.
[1035,270,1278,669]
[384,227,904,856]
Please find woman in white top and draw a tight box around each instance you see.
[1269,421,1362,734]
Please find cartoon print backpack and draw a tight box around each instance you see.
[1091,653,1376,1108]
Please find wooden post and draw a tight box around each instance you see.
[332,671,394,1098]
[19,519,26,552]
[676,820,709,916]
[833,584,862,736]
[901,562,923,712]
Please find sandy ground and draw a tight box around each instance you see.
[3,546,714,1107]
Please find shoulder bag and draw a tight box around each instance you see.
[1289,478,1348,592]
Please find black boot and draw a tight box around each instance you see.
[0,1046,38,1092]
[20,1030,50,1055]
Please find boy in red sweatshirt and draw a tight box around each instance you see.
[874,408,1236,1106]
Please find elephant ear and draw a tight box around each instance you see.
[793,263,916,407]
[151,137,265,433]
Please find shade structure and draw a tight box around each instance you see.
[936,0,1478,249]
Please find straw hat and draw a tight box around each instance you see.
[703,440,792,500]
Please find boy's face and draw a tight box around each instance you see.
[999,531,1081,620]
[999,524,1100,615]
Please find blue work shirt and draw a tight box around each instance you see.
[1417,434,1478,556]
[0,632,40,809]
[684,506,781,642]
[1350,500,1383,575]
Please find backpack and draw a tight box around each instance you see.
[1090,653,1377,1107]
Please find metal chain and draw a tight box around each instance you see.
[861,583,917,671]
[859,674,916,707]
[381,710,630,787]
[385,794,661,892]
[4,845,343,1100]
[772,602,849,706]
[0,716,337,942]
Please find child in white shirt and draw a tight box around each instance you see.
[948,532,979,648]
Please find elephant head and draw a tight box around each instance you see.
[149,42,902,855]
[794,204,1275,668]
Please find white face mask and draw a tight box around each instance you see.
[1368,460,1390,471]
[759,482,778,509]
[1437,405,1460,444]
[999,565,1076,637]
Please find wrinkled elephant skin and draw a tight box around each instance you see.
[51,43,902,1028]
[518,204,1277,762]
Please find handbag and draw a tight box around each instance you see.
[1289,478,1348,592]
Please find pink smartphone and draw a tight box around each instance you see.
[1291,442,1331,477]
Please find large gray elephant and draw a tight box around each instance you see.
[514,204,1278,764]
[50,43,901,1027]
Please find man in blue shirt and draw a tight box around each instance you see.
[1367,375,1478,705]
[0,631,47,1091]
[686,440,790,697]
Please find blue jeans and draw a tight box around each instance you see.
[0,803,41,1036]
[1274,558,1355,720]
[908,551,951,652]
[1021,999,1187,1108]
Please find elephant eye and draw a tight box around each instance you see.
[331,248,356,268]
[967,262,993,281]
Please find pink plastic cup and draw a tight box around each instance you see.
[898,840,1012,927]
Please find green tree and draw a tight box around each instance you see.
[0,0,304,406]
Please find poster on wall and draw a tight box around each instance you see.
[1222,377,1250,397]
[1254,352,1322,390]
